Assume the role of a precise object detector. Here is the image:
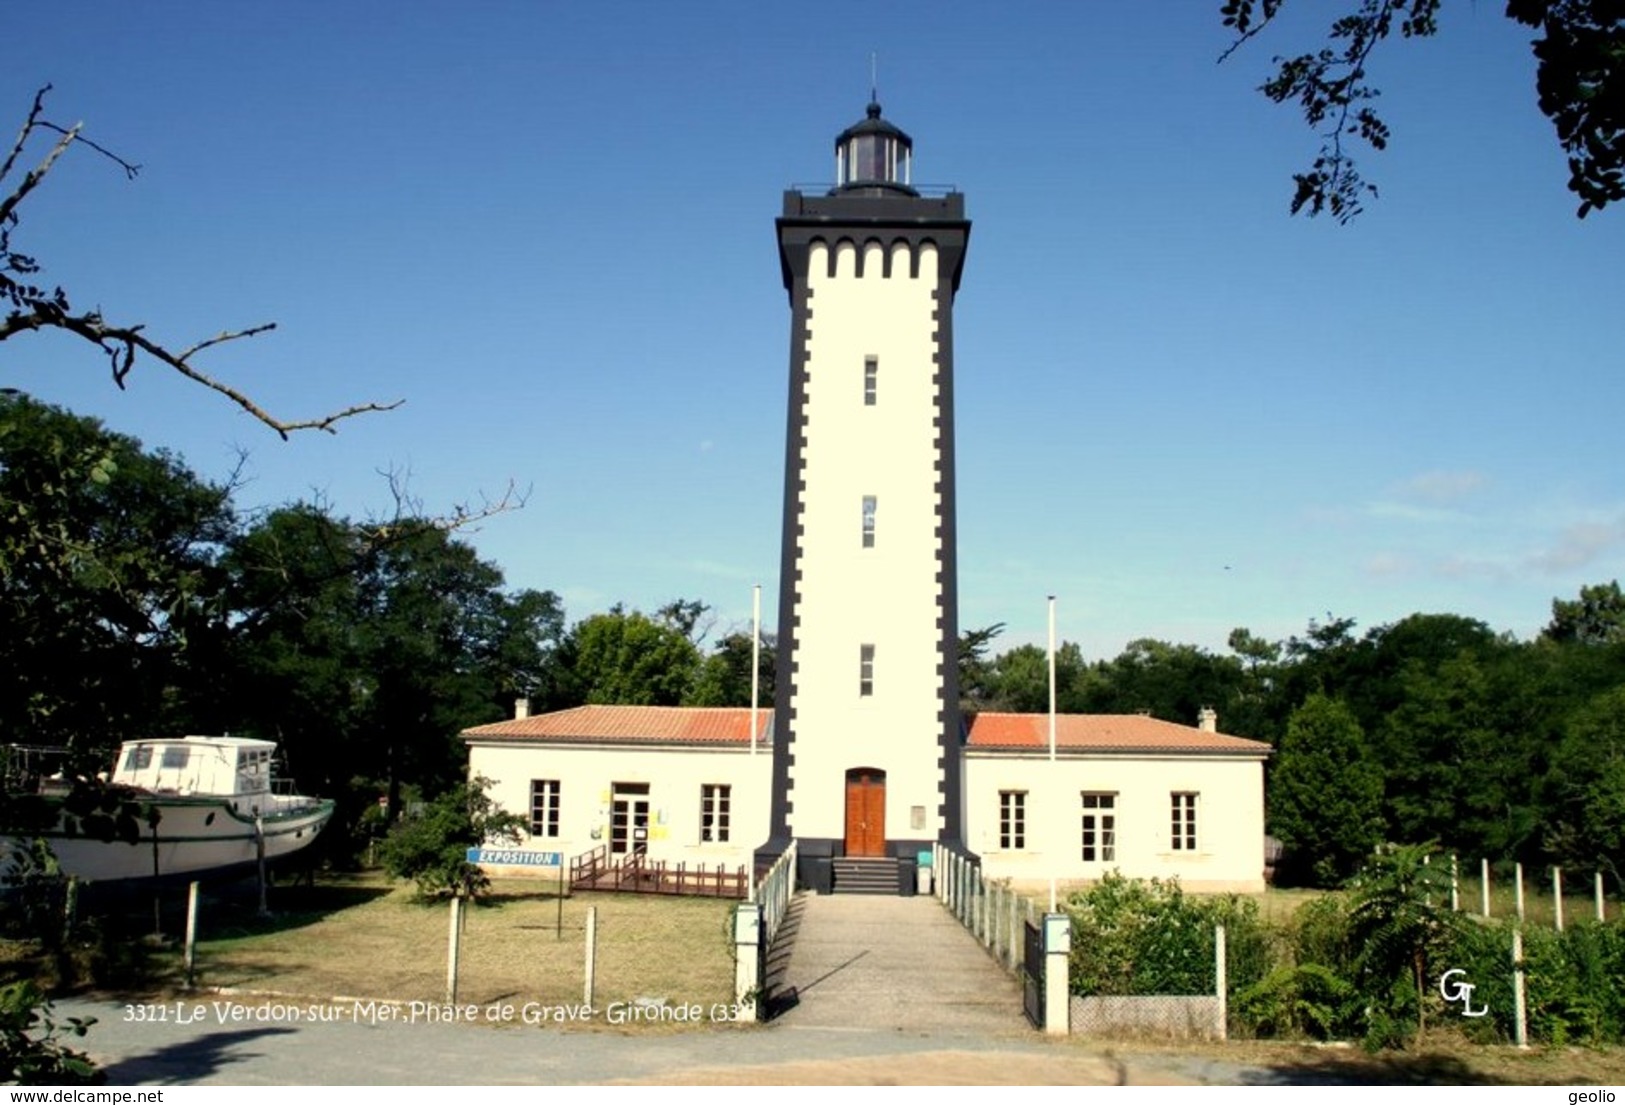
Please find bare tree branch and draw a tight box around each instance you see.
[2,85,401,436]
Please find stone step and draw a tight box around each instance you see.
[831,858,903,895]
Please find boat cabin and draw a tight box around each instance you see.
[113,735,277,799]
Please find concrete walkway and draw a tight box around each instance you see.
[764,892,1028,1036]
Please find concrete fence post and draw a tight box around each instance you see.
[734,902,761,1021]
[1598,871,1607,923]
[1481,858,1491,917]
[183,881,200,990]
[1214,923,1228,1042]
[1043,912,1070,1036]
[1515,862,1525,922]
[583,905,598,1007]
[1554,867,1564,932]
[1512,927,1528,1049]
[1001,890,1014,968]
[446,894,463,1004]
[1450,854,1459,912]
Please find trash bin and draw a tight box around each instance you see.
[916,849,933,895]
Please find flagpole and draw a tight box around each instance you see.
[750,583,761,755]
[1047,595,1057,763]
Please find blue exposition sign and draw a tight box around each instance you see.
[465,848,563,867]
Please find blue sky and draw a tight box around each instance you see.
[5,2,1621,660]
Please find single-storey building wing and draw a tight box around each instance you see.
[462,704,1270,892]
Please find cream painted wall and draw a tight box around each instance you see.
[467,741,773,871]
[787,239,947,843]
[963,752,1267,892]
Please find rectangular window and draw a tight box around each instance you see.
[529,779,560,838]
[862,495,877,548]
[864,356,877,406]
[701,784,731,843]
[1081,792,1117,862]
[999,791,1026,850]
[859,643,875,697]
[1171,792,1198,852]
[160,746,190,770]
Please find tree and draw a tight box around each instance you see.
[556,605,703,706]
[1220,1,1625,220]
[1269,694,1384,886]
[957,622,1006,708]
[377,776,525,899]
[1345,842,1460,1045]
[0,394,235,755]
[1543,579,1625,644]
[2,86,396,434]
[687,630,775,707]
[1543,686,1625,883]
[220,505,563,838]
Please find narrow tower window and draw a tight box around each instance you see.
[863,356,877,406]
[859,644,875,697]
[862,495,877,548]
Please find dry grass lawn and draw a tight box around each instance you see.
[183,873,737,1009]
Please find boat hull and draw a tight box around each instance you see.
[23,796,335,884]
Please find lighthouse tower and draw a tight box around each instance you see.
[761,101,971,885]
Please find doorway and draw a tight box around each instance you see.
[610,783,650,857]
[844,768,887,857]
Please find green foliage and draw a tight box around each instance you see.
[686,630,775,707]
[559,606,703,706]
[0,394,234,752]
[1221,0,1625,219]
[1064,873,1268,998]
[0,981,101,1085]
[1235,963,1360,1040]
[378,776,525,899]
[1270,694,1383,886]
[1544,580,1625,645]
[1346,843,1462,1045]
[1543,687,1625,883]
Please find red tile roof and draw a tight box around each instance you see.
[464,705,1267,756]
[967,713,1270,755]
[462,705,769,746]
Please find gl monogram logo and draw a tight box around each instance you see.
[1438,969,1489,1017]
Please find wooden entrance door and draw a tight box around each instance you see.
[844,769,886,857]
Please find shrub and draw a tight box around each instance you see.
[378,776,524,900]
[0,981,100,1085]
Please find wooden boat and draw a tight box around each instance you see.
[9,735,334,883]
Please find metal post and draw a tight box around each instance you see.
[1554,867,1564,932]
[446,894,462,1004]
[1481,858,1491,917]
[583,905,598,1007]
[1047,595,1057,763]
[1450,854,1459,912]
[1598,871,1607,923]
[556,862,565,941]
[750,584,761,755]
[1512,927,1528,1049]
[1214,924,1228,1042]
[1515,861,1525,922]
[183,881,200,989]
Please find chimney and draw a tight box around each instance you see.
[514,697,531,720]
[1197,706,1217,733]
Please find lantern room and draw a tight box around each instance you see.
[834,100,915,196]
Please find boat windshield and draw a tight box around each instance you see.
[123,746,153,771]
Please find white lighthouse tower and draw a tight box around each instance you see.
[760,100,971,890]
